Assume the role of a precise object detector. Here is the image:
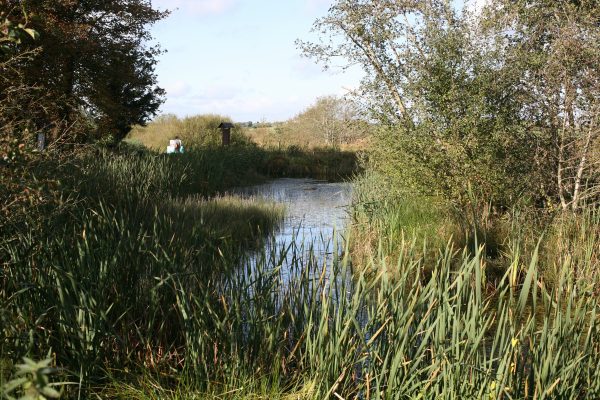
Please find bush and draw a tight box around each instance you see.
[128,114,251,151]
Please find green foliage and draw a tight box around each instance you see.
[301,0,600,211]
[1,146,285,393]
[0,13,38,53]
[1,1,167,145]
[5,227,600,398]
[2,145,600,398]
[128,118,361,182]
[1,358,62,400]
[351,171,453,267]
[260,147,360,181]
[128,114,251,150]
[483,0,600,211]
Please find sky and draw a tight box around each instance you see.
[149,0,364,123]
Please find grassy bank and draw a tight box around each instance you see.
[3,146,599,398]
[126,113,362,182]
[350,172,600,290]
[257,146,360,181]
[5,233,598,398]
[1,145,285,397]
[123,142,360,183]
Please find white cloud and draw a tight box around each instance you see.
[200,84,238,100]
[164,81,191,97]
[152,0,237,16]
[159,90,310,122]
[291,56,324,79]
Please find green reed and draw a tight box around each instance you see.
[2,148,599,399]
[3,221,599,398]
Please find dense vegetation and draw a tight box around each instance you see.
[299,0,600,212]
[299,1,600,278]
[128,113,361,181]
[0,144,287,397]
[1,0,166,148]
[2,0,600,399]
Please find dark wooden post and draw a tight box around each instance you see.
[218,122,233,146]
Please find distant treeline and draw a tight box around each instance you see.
[130,95,371,152]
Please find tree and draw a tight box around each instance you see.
[299,0,600,211]
[483,0,600,211]
[288,96,366,147]
[299,1,538,207]
[297,0,416,123]
[1,0,167,144]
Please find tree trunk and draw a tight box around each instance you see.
[572,114,596,210]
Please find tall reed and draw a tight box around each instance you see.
[3,226,599,398]
[2,148,599,398]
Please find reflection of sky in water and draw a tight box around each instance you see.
[237,178,353,281]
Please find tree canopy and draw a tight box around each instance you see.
[285,96,367,147]
[300,0,600,211]
[1,0,168,145]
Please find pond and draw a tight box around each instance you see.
[237,178,353,279]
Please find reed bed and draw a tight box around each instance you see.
[2,148,599,399]
[3,227,600,398]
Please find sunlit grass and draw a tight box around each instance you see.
[3,222,600,398]
[2,146,599,399]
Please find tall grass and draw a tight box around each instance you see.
[350,171,454,270]
[259,146,360,182]
[537,209,600,291]
[3,147,599,398]
[1,145,285,397]
[3,222,600,398]
[351,172,600,288]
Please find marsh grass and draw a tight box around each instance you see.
[127,112,361,182]
[519,208,600,292]
[3,146,599,399]
[351,172,600,291]
[350,171,454,271]
[13,233,596,399]
[4,204,600,399]
[259,146,360,181]
[1,145,285,395]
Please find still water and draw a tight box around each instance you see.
[237,178,353,277]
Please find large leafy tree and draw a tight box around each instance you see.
[299,0,536,207]
[1,0,167,144]
[300,0,600,210]
[484,0,600,211]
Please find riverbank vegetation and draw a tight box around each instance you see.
[2,0,600,398]
[299,0,600,284]
[5,229,599,399]
[1,144,285,396]
[128,114,361,181]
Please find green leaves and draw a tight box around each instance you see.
[1,1,168,145]
[302,0,600,210]
[23,28,39,41]
[0,17,38,53]
[1,358,63,400]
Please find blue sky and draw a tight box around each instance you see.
[149,0,364,122]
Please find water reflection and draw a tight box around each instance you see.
[237,178,352,280]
